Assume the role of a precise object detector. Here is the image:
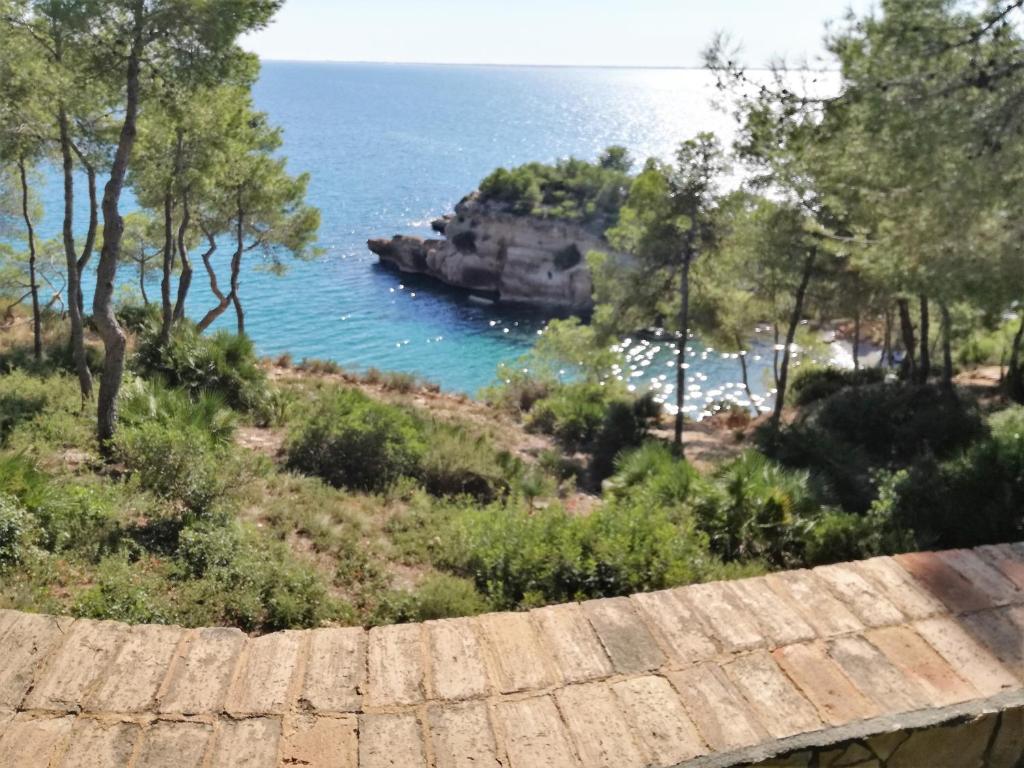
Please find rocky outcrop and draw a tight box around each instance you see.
[368,194,626,312]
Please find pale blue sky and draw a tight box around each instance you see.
[243,0,877,68]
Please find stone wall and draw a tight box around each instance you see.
[749,708,1023,768]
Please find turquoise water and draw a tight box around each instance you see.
[37,62,792,402]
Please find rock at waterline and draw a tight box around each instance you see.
[367,192,630,312]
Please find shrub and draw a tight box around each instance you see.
[0,372,50,444]
[790,366,885,407]
[419,422,512,501]
[440,503,587,608]
[136,326,272,418]
[589,393,660,482]
[800,506,912,566]
[74,555,175,625]
[766,383,984,512]
[812,383,982,465]
[438,461,748,610]
[374,574,489,624]
[528,382,612,449]
[299,358,343,375]
[706,451,821,566]
[0,494,34,569]
[480,366,553,413]
[119,378,237,445]
[877,406,1024,548]
[177,522,244,577]
[115,422,231,518]
[380,371,419,393]
[286,388,425,492]
[608,442,709,507]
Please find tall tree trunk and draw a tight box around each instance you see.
[674,253,692,452]
[229,205,246,336]
[1006,310,1024,403]
[59,109,93,400]
[94,38,142,448]
[138,255,149,306]
[771,251,815,436]
[898,298,916,381]
[735,333,754,401]
[71,144,98,317]
[17,159,42,361]
[940,302,954,391]
[880,306,893,368]
[173,193,192,322]
[852,309,861,371]
[772,324,781,388]
[918,295,931,385]
[196,233,230,332]
[158,192,175,347]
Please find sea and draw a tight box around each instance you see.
[35,62,839,412]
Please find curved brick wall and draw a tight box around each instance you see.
[0,543,1022,767]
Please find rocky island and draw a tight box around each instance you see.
[368,150,637,312]
[368,192,629,312]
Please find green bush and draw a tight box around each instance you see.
[119,378,237,444]
[767,383,984,512]
[0,371,49,444]
[419,422,513,501]
[478,150,630,226]
[528,382,613,449]
[877,406,1024,548]
[608,442,710,507]
[790,366,885,406]
[438,449,752,610]
[114,422,231,518]
[374,574,489,624]
[440,503,588,608]
[74,555,175,625]
[480,366,553,413]
[812,383,982,464]
[0,494,34,569]
[136,326,273,418]
[177,522,244,577]
[286,387,425,493]
[706,451,821,567]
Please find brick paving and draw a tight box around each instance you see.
[0,543,1022,767]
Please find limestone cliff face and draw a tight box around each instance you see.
[368,194,624,312]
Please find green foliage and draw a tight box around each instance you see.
[374,574,489,624]
[706,451,818,566]
[0,493,33,569]
[136,326,273,419]
[0,371,49,444]
[874,406,1024,548]
[286,387,425,493]
[768,384,984,511]
[528,382,611,449]
[286,386,515,501]
[119,377,237,444]
[418,421,513,501]
[790,365,886,407]
[114,422,233,520]
[477,149,631,227]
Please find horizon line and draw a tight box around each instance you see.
[253,57,818,72]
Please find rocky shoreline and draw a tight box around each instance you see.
[368,193,628,312]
